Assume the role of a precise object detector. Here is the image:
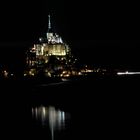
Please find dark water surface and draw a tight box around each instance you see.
[1,75,140,139]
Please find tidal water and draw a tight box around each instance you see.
[0,75,140,139]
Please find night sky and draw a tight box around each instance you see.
[0,1,140,70]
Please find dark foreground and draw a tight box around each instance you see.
[0,74,140,139]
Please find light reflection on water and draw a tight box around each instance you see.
[32,106,70,140]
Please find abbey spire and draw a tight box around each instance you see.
[48,14,51,31]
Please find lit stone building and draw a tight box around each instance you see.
[25,15,72,77]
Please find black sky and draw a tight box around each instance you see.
[0,1,140,41]
[0,1,140,70]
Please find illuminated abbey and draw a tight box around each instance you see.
[0,15,105,79]
[25,15,74,77]
[26,15,71,66]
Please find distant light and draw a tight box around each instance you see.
[117,71,140,75]
[78,72,82,75]
[61,112,65,121]
[39,38,42,42]
[42,107,46,116]
[3,70,8,77]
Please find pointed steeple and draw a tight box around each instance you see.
[46,14,53,41]
[46,14,63,44]
[48,14,51,31]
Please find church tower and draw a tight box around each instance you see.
[46,14,54,43]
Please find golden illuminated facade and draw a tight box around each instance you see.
[35,43,69,57]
